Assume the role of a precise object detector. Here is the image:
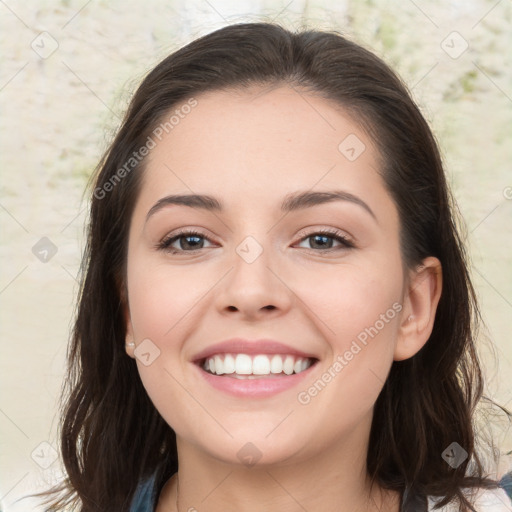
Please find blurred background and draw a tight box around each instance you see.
[0,0,511,510]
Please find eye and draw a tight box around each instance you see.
[157,230,215,254]
[295,229,354,252]
[157,228,355,255]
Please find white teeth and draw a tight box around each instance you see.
[235,354,252,375]
[223,354,235,374]
[252,354,270,375]
[214,355,224,375]
[270,354,283,374]
[283,355,295,375]
[203,353,313,376]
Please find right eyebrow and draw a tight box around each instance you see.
[146,194,222,221]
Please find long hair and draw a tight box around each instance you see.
[39,22,504,511]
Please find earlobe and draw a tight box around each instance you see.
[124,306,136,359]
[125,330,136,358]
[118,279,136,358]
[394,256,443,361]
[125,335,136,357]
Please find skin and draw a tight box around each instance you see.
[124,85,442,511]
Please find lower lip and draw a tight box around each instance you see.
[195,363,317,398]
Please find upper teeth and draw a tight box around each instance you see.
[202,354,313,376]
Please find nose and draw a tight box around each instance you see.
[214,241,293,321]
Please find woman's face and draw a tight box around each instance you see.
[125,85,410,467]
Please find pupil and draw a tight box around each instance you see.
[182,235,203,250]
[312,235,332,249]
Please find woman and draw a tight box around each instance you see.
[41,22,511,511]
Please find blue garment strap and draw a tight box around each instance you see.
[500,472,512,502]
[130,473,158,512]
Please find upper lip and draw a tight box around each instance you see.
[192,338,318,363]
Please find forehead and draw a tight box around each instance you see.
[134,85,392,218]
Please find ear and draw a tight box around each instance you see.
[394,256,442,361]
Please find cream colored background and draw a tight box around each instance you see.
[0,1,511,510]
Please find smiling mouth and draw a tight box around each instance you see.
[198,353,318,379]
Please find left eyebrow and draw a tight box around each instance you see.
[281,190,377,222]
[145,189,377,223]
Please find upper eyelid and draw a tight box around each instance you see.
[295,226,352,240]
[161,228,216,244]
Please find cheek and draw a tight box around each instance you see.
[296,258,403,349]
[126,260,198,431]
[293,255,403,407]
[126,258,211,339]
[125,258,216,419]
[295,296,400,448]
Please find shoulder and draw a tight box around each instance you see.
[427,487,512,511]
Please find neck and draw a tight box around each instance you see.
[157,427,400,512]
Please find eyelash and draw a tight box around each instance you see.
[157,228,355,255]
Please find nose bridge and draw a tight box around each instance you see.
[231,233,275,293]
[216,232,292,316]
[227,204,275,268]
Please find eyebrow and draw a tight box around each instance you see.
[146,189,377,222]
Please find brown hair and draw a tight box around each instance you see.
[38,22,505,511]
